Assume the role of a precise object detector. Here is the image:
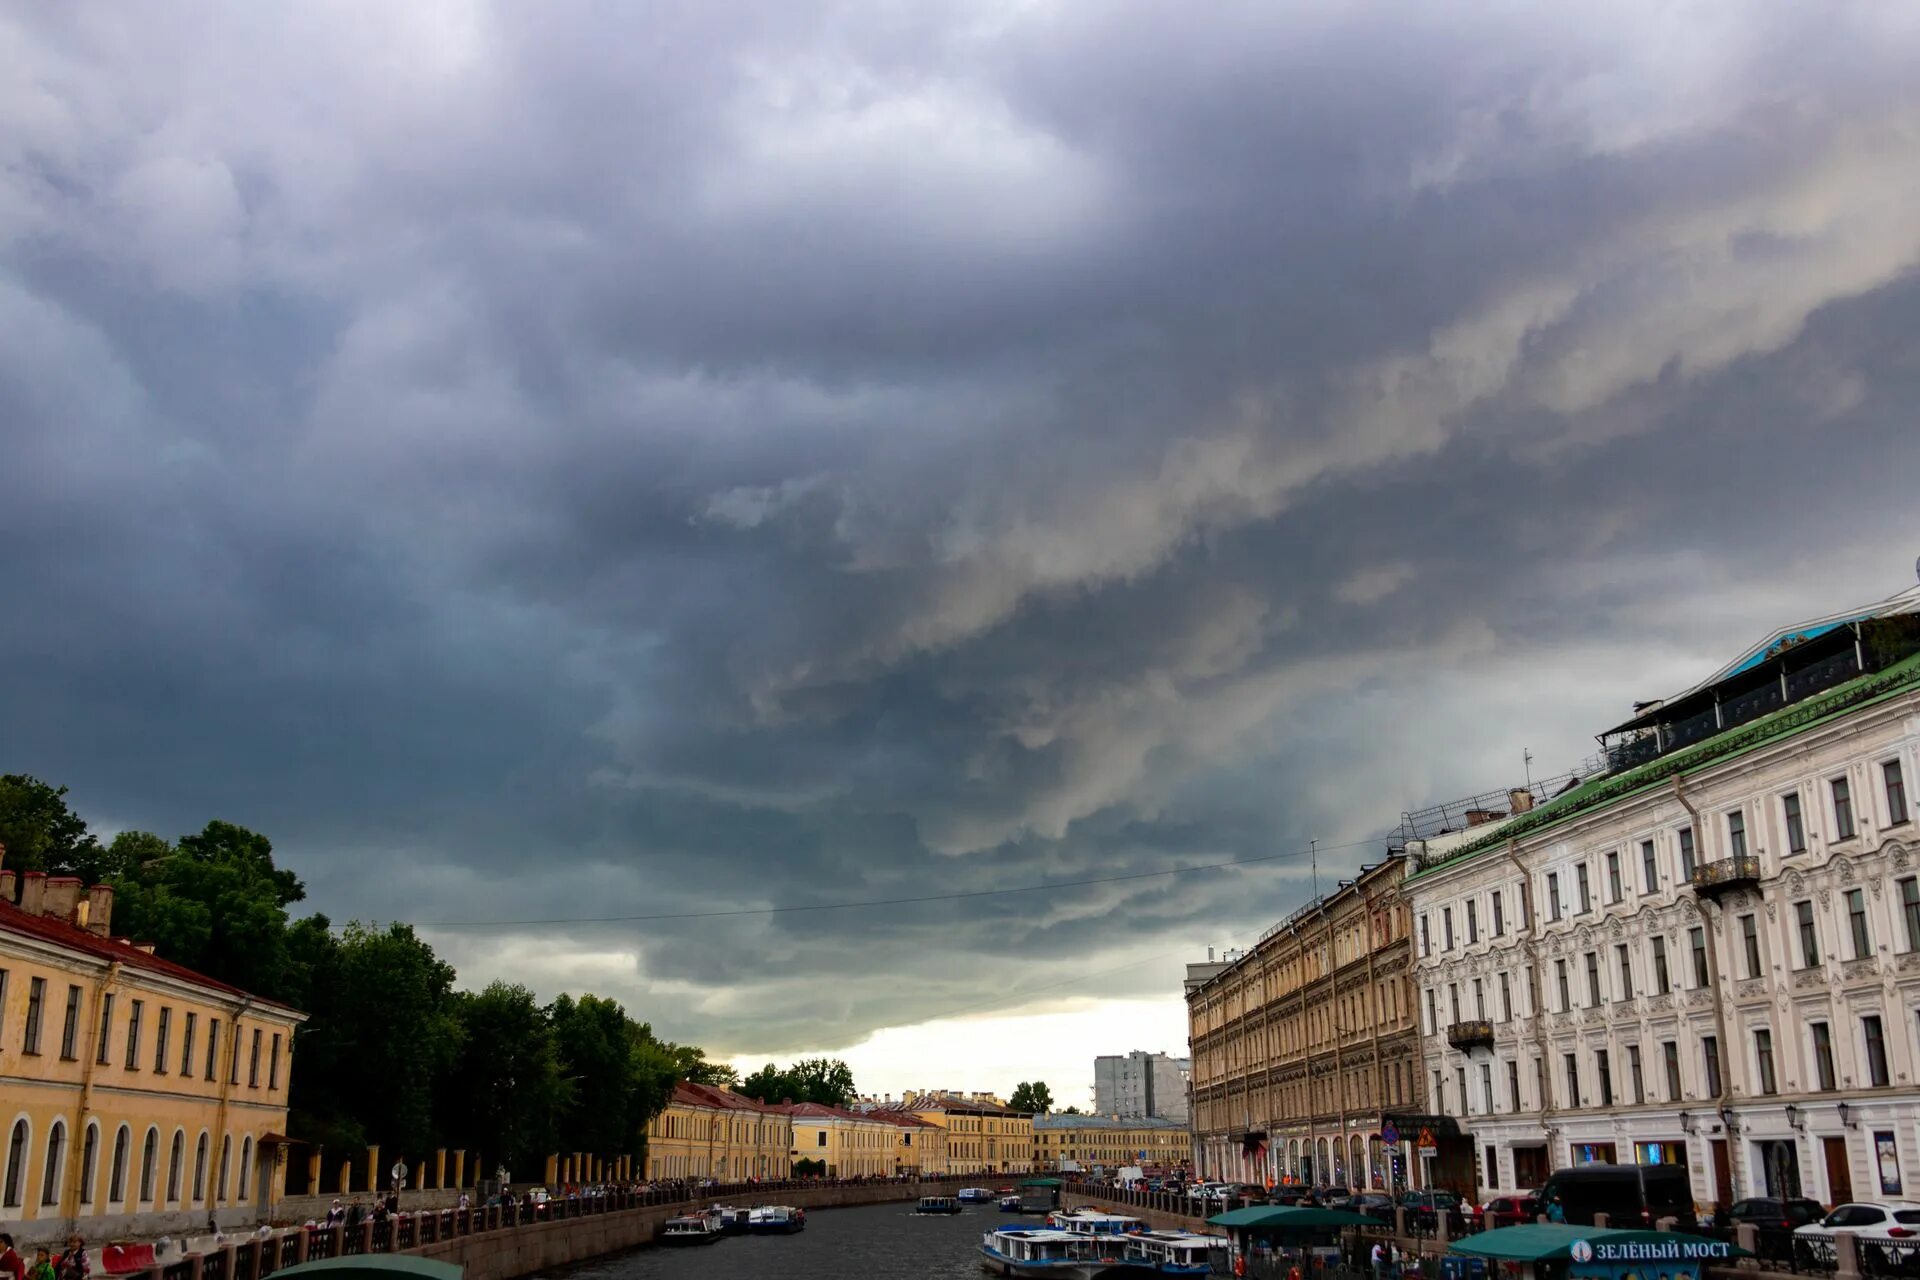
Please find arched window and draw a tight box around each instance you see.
[3,1119,27,1207]
[80,1123,99,1205]
[238,1136,253,1200]
[109,1126,130,1202]
[140,1126,159,1202]
[42,1120,66,1206]
[194,1133,209,1202]
[218,1135,231,1201]
[167,1129,185,1203]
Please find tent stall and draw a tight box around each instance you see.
[1449,1224,1746,1280]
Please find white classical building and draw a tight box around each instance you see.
[1404,581,1920,1212]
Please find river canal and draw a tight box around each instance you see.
[555,1200,994,1280]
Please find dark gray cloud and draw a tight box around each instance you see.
[4,0,1920,1064]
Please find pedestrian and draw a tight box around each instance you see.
[325,1200,345,1227]
[56,1237,89,1280]
[1371,1239,1387,1280]
[26,1251,53,1280]
[0,1237,22,1280]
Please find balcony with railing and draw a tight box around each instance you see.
[1447,1019,1494,1051]
[1688,855,1761,899]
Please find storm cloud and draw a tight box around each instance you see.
[5,0,1920,1068]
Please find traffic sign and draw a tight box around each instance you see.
[1381,1122,1399,1146]
[391,1161,408,1184]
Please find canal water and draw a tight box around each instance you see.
[555,1200,995,1280]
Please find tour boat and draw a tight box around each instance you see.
[979,1226,1101,1277]
[958,1186,996,1203]
[709,1205,751,1234]
[1050,1210,1143,1236]
[917,1195,964,1214]
[747,1204,806,1233]
[660,1214,724,1245]
[1120,1230,1215,1277]
[1000,1194,1026,1212]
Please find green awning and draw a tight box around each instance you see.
[1021,1178,1064,1187]
[1208,1206,1380,1231]
[270,1258,465,1280]
[1449,1226,1750,1263]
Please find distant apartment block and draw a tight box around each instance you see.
[1094,1050,1192,1124]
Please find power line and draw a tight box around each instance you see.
[415,836,1384,929]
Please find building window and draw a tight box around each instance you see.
[79,1124,97,1206]
[1606,850,1622,903]
[1904,879,1920,952]
[239,1136,251,1200]
[1564,1053,1580,1107]
[1507,1060,1521,1113]
[1812,1022,1836,1092]
[1628,1045,1645,1104]
[1691,926,1709,986]
[1755,1029,1777,1095]
[269,1033,281,1090]
[1641,840,1659,893]
[1783,792,1807,854]
[1663,1041,1682,1101]
[1555,959,1570,1012]
[1833,777,1856,840]
[1678,826,1696,880]
[1456,1066,1468,1114]
[1547,873,1562,921]
[1726,810,1747,859]
[1796,900,1821,967]
[1652,936,1671,994]
[1444,908,1455,951]
[1889,760,1911,826]
[1864,1015,1890,1088]
[140,1127,159,1203]
[1741,914,1762,978]
[249,1028,262,1087]
[1425,989,1437,1035]
[194,1133,208,1201]
[1848,889,1872,960]
[1466,900,1479,944]
[155,1006,171,1074]
[110,1127,129,1203]
[1703,1036,1723,1097]
[1585,951,1602,1006]
[1616,944,1634,1000]
[24,977,46,1054]
[1499,972,1512,1021]
[218,1135,230,1201]
[96,993,113,1065]
[126,1000,143,1069]
[167,1130,184,1203]
[1473,978,1485,1020]
[1420,915,1431,957]
[817,1131,827,1146]
[1480,1063,1494,1114]
[61,984,82,1060]
[2,1120,26,1208]
[1449,983,1461,1024]
[1577,864,1592,913]
[230,1026,241,1084]
[206,1019,220,1081]
[1597,1049,1614,1106]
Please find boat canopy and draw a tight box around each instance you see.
[1448,1226,1750,1263]
[271,1260,464,1280]
[1208,1206,1379,1231]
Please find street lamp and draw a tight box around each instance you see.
[1678,1111,1696,1135]
[1785,1105,1803,1131]
[1838,1102,1855,1129]
[1718,1105,1737,1133]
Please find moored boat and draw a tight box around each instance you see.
[917,1195,963,1214]
[746,1204,806,1233]
[660,1214,724,1245]
[1120,1230,1215,1277]
[708,1205,751,1234]
[958,1186,995,1203]
[979,1226,1099,1277]
[1000,1195,1025,1212]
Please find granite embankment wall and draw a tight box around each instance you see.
[407,1182,949,1280]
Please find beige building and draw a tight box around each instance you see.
[906,1094,1035,1175]
[1406,583,1920,1207]
[1032,1114,1189,1173]
[643,1082,792,1181]
[783,1103,917,1177]
[1187,853,1423,1189]
[865,1108,948,1176]
[0,869,306,1246]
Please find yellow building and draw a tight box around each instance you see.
[906,1094,1034,1175]
[867,1108,947,1176]
[643,1082,791,1182]
[0,870,306,1245]
[1032,1114,1191,1173]
[783,1104,913,1178]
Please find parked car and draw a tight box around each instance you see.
[1730,1197,1828,1230]
[1538,1163,1698,1231]
[1399,1190,1467,1234]
[1345,1193,1395,1223]
[1471,1194,1541,1231]
[1268,1186,1313,1206]
[1795,1202,1920,1243]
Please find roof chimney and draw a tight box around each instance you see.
[43,876,83,923]
[0,868,14,905]
[85,885,114,937]
[19,870,47,916]
[132,942,158,955]
[1508,788,1536,814]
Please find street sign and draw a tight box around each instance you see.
[1417,1127,1437,1156]
[391,1162,408,1184]
[1381,1122,1399,1146]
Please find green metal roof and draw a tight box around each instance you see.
[1406,650,1920,884]
[269,1257,464,1280]
[1448,1226,1749,1262]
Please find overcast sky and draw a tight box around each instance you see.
[5,1,1920,1108]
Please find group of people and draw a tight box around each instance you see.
[0,1233,90,1280]
[321,1190,405,1231]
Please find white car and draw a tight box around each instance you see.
[1794,1201,1920,1250]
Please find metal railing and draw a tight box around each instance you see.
[1689,855,1762,891]
[1445,1020,1493,1050]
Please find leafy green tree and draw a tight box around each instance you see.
[293,922,462,1155]
[1008,1081,1055,1114]
[1061,1105,1083,1115]
[736,1057,856,1107]
[0,774,106,879]
[551,994,651,1154]
[440,982,571,1174]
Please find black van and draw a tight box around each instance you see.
[1538,1164,1698,1230]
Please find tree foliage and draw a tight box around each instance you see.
[735,1056,857,1107]
[1,775,736,1166]
[1008,1081,1055,1114]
